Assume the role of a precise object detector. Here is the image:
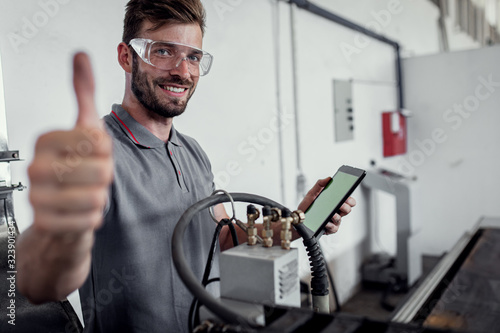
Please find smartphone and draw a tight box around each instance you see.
[304,165,366,238]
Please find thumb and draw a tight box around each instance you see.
[73,52,100,128]
[308,177,331,198]
[311,177,331,194]
[298,177,332,212]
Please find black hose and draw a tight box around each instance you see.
[292,223,329,301]
[201,225,221,286]
[172,192,331,326]
[320,243,341,312]
[329,268,341,312]
[189,220,225,332]
[193,219,238,329]
[227,222,239,247]
[302,237,329,296]
[205,278,220,286]
[190,278,222,331]
[172,193,285,328]
[188,296,198,333]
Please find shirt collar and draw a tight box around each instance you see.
[110,104,182,148]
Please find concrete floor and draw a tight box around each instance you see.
[340,255,442,322]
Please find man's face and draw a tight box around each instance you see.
[131,22,203,118]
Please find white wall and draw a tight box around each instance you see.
[402,46,500,253]
[0,0,490,319]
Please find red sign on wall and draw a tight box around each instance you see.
[382,111,407,157]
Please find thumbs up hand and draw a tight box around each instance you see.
[73,52,102,128]
[28,53,113,234]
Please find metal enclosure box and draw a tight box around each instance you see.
[220,244,300,307]
[333,79,354,142]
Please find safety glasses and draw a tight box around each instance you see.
[129,38,213,77]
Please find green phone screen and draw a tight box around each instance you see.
[304,172,359,233]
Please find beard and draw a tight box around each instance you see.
[131,55,195,118]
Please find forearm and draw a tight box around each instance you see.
[17,226,94,304]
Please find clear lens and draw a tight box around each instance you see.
[129,38,213,76]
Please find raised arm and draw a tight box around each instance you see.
[16,53,113,303]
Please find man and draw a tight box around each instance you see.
[17,0,356,332]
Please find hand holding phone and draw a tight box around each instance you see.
[303,165,366,238]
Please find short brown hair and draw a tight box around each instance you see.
[122,0,206,44]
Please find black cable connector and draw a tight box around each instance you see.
[247,204,257,215]
[262,205,271,216]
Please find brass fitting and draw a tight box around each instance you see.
[262,215,273,248]
[291,210,305,225]
[248,228,258,245]
[280,209,293,250]
[270,208,282,222]
[246,205,260,246]
[262,206,281,248]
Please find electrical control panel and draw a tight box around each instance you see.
[333,80,354,142]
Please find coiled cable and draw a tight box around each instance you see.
[172,192,331,326]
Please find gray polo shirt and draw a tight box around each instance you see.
[80,104,218,333]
